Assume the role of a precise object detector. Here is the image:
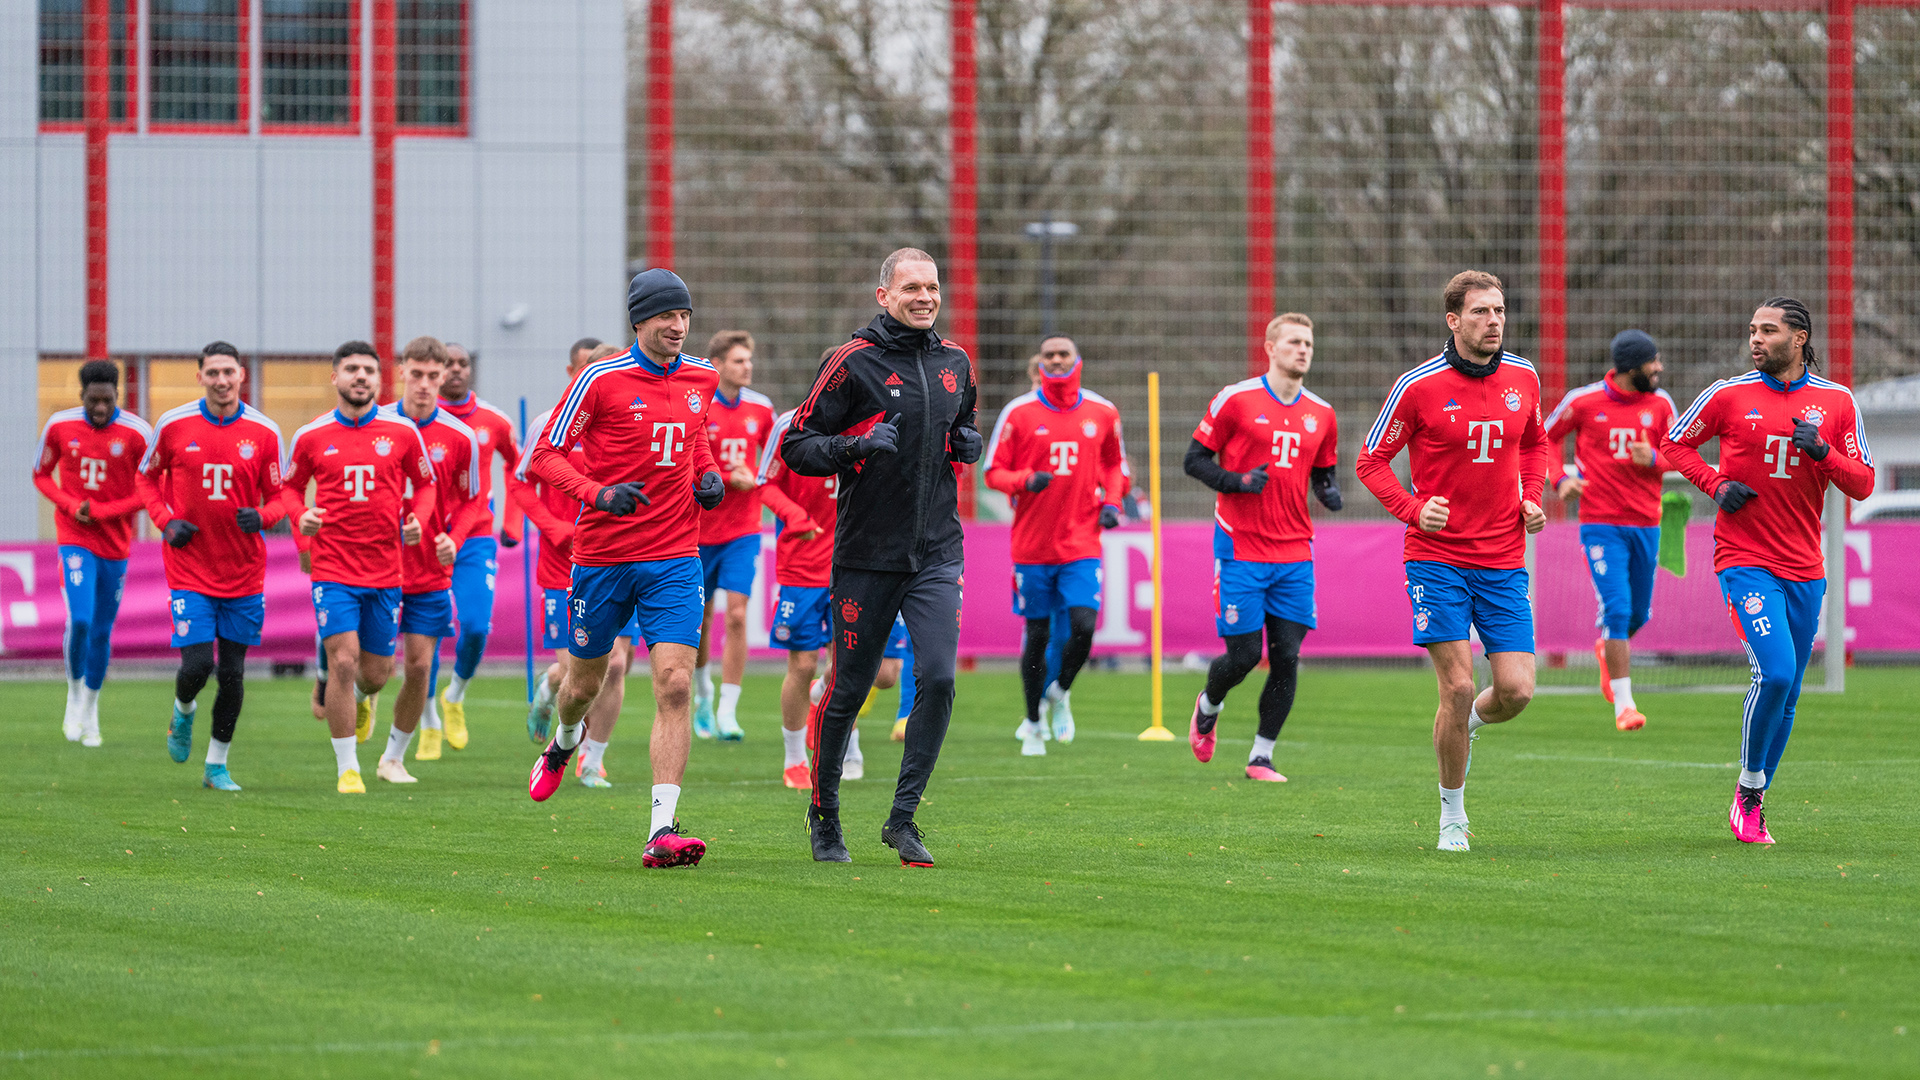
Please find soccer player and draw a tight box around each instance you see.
[512,341,639,788]
[758,406,840,787]
[33,359,150,746]
[1663,298,1873,845]
[1356,272,1548,853]
[692,330,777,742]
[1183,313,1342,781]
[138,342,285,789]
[1545,329,1678,731]
[782,247,982,866]
[985,333,1127,757]
[282,341,438,793]
[425,340,523,753]
[375,337,486,780]
[523,269,726,867]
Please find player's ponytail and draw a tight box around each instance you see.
[1762,296,1820,372]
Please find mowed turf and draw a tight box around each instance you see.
[2,666,1916,1079]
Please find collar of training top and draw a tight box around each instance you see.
[1442,335,1501,379]
[856,312,944,354]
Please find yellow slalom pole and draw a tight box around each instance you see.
[1140,370,1175,741]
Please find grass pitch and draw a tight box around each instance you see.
[3,666,1916,1079]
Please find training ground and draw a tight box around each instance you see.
[3,667,1916,1078]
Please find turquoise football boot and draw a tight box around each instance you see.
[167,704,194,764]
[202,764,242,791]
[693,697,717,740]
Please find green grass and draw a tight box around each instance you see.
[3,666,1916,1079]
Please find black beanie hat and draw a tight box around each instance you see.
[1610,329,1658,373]
[627,268,692,327]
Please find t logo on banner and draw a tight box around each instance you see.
[1270,429,1302,468]
[202,463,234,500]
[1466,420,1504,463]
[651,422,687,465]
[343,464,376,502]
[1762,434,1800,478]
[1048,441,1079,475]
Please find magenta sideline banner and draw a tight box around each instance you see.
[1,522,1913,663]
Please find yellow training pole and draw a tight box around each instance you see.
[1140,370,1175,741]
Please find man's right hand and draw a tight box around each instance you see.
[1025,471,1053,493]
[852,414,901,459]
[1555,475,1585,502]
[1713,479,1757,513]
[235,506,264,533]
[1240,465,1270,494]
[298,506,325,536]
[163,519,199,548]
[593,482,650,516]
[1417,495,1450,533]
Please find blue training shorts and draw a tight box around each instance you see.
[543,587,642,652]
[1214,558,1316,636]
[450,536,498,635]
[1580,523,1659,640]
[1011,558,1102,618]
[169,590,265,648]
[312,581,402,658]
[568,557,704,658]
[400,588,456,638]
[885,612,913,659]
[1404,561,1534,654]
[771,583,831,651]
[699,533,761,599]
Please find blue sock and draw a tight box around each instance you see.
[427,641,442,699]
[897,655,916,721]
[454,631,487,681]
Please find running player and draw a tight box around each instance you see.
[281,341,438,793]
[523,270,726,867]
[426,340,523,752]
[692,330,777,742]
[1663,298,1873,845]
[375,337,486,779]
[758,406,841,787]
[1183,314,1343,781]
[137,342,284,789]
[1356,272,1548,852]
[985,333,1127,757]
[511,341,639,789]
[33,360,150,746]
[1544,329,1678,731]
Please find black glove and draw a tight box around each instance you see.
[851,414,901,459]
[1025,471,1053,493]
[1100,504,1122,529]
[235,506,263,534]
[163,519,199,548]
[500,532,520,549]
[1713,479,1756,513]
[1240,465,1270,494]
[1311,466,1343,511]
[950,425,983,464]
[593,482,650,516]
[694,470,726,510]
[1791,419,1830,461]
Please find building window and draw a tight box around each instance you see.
[262,0,356,128]
[397,1,465,130]
[149,0,247,128]
[38,0,135,126]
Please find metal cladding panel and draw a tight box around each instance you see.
[472,0,620,148]
[36,137,84,354]
[394,139,478,349]
[0,0,35,138]
[260,140,371,353]
[109,139,261,353]
[469,146,592,416]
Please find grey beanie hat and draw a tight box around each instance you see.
[628,268,692,326]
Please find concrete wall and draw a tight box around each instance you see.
[3,0,42,541]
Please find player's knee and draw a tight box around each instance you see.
[1067,607,1098,641]
[788,653,818,681]
[654,667,692,709]
[179,645,217,683]
[403,655,431,683]
[1494,671,1535,711]
[1221,633,1263,679]
[1436,671,1476,710]
[329,651,360,684]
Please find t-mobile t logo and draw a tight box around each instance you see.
[719,437,750,469]
[1762,434,1800,478]
[1608,427,1638,459]
[202,462,234,501]
[1270,429,1302,468]
[342,464,376,502]
[1048,441,1079,475]
[1466,420,1504,463]
[77,457,107,490]
[651,422,687,465]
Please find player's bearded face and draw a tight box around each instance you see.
[1749,309,1801,377]
[1448,289,1505,360]
[334,355,379,408]
[636,310,690,363]
[1628,357,1662,393]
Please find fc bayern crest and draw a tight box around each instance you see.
[1224,605,1239,626]
[941,368,959,393]
[1415,610,1430,631]
[1082,421,1097,437]
[840,598,861,624]
[430,445,447,463]
[746,419,759,435]
[109,440,125,457]
[372,437,393,457]
[237,441,256,460]
[1801,406,1826,428]
[1743,594,1764,615]
[574,626,590,647]
[774,625,790,641]
[476,429,489,444]
[1304,415,1318,433]
[687,391,704,414]
[1503,390,1523,413]
[1639,411,1654,428]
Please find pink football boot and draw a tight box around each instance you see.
[1245,758,1287,782]
[1189,694,1216,764]
[1728,785,1775,845]
[528,738,577,802]
[642,826,707,868]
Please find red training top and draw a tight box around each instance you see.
[137,400,287,597]
[1191,375,1338,564]
[1542,370,1678,528]
[984,364,1128,565]
[439,391,523,545]
[1663,368,1874,581]
[756,409,836,588]
[281,408,437,589]
[34,406,153,560]
[381,403,487,594]
[1357,349,1549,571]
[698,386,779,546]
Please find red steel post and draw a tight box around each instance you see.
[647,0,674,271]
[372,0,396,399]
[1537,0,1567,409]
[950,0,979,519]
[1825,0,1854,386]
[84,0,109,361]
[1246,0,1274,377]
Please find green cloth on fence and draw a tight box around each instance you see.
[1659,490,1691,577]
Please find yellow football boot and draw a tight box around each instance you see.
[440,690,468,750]
[337,769,366,794]
[354,695,376,743]
[415,726,443,760]
[891,717,908,742]
[859,687,879,718]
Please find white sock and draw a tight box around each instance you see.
[556,720,583,750]
[174,698,197,716]
[1739,768,1767,789]
[846,725,863,761]
[581,737,608,773]
[205,738,230,766]
[382,724,414,763]
[1466,705,1487,735]
[353,684,369,704]
[79,687,99,712]
[534,676,556,709]
[1250,735,1276,763]
[1611,678,1635,715]
[331,735,359,775]
[447,674,469,704]
[809,677,825,705]
[782,726,807,767]
[650,783,681,836]
[718,683,742,725]
[694,664,714,703]
[1046,681,1066,704]
[69,677,83,700]
[423,696,443,730]
[1198,692,1223,716]
[1439,783,1468,826]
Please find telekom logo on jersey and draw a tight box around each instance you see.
[1466,420,1504,463]
[1048,441,1078,474]
[719,437,751,469]
[651,422,687,465]
[77,457,107,490]
[201,463,234,500]
[343,464,376,501]
[1607,428,1639,459]
[1269,430,1302,468]
[1762,435,1800,478]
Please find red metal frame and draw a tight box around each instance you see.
[260,0,363,135]
[146,0,251,134]
[1246,0,1275,378]
[1537,0,1567,406]
[372,0,397,399]
[950,0,980,518]
[646,0,674,270]
[85,0,110,360]
[41,0,137,134]
[1824,0,1854,387]
[394,0,469,138]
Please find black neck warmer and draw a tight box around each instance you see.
[1443,336,1501,378]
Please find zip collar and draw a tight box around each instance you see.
[198,400,244,427]
[333,407,380,429]
[631,342,683,377]
[1262,375,1304,407]
[1757,368,1811,393]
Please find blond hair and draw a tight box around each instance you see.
[1264,313,1313,341]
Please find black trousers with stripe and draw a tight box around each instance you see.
[808,559,963,822]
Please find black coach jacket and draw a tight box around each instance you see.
[781,313,980,573]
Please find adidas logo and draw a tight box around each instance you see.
[884,373,903,386]
[1443,399,1462,412]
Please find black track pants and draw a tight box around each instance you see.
[808,559,963,822]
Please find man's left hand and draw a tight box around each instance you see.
[1521,499,1546,535]
[403,514,423,545]
[1629,434,1657,468]
[1792,419,1830,461]
[950,426,983,464]
[695,471,726,510]
[728,465,756,491]
[1099,504,1122,529]
[434,532,457,566]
